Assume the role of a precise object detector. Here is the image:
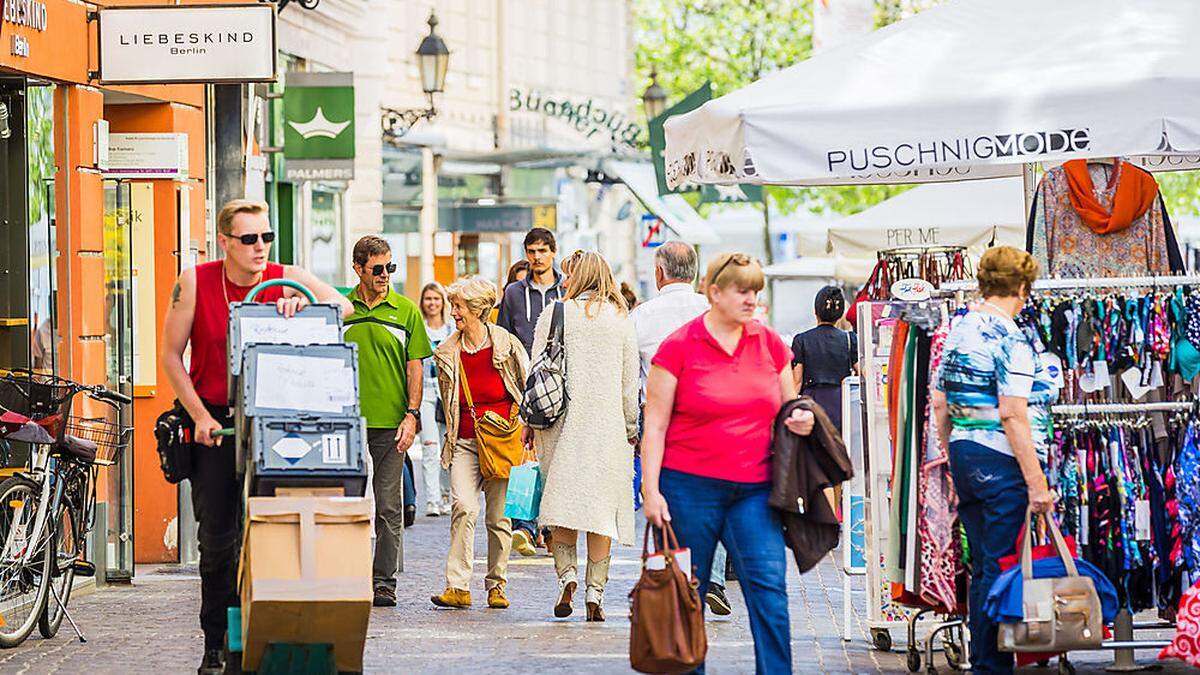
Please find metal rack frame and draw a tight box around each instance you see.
[938,274,1200,294]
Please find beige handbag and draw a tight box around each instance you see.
[997,508,1103,653]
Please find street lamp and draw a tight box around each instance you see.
[642,69,667,120]
[382,11,451,142]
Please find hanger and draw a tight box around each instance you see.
[1087,156,1116,166]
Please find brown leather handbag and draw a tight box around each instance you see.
[629,522,707,674]
[459,354,524,480]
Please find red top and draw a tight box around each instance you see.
[457,346,514,439]
[189,260,286,405]
[652,314,792,483]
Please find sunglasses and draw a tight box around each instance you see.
[227,231,276,245]
[367,263,397,276]
[712,253,752,284]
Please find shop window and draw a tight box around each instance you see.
[308,187,343,285]
[27,85,57,374]
[457,234,480,276]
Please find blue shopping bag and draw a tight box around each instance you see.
[504,460,544,521]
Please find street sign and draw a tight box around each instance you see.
[640,214,665,248]
[284,72,355,181]
[95,4,276,84]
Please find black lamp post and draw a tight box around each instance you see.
[382,12,451,142]
[642,69,667,120]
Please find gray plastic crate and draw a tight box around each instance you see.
[245,414,368,497]
[237,342,360,419]
[226,302,343,386]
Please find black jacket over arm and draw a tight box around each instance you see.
[769,396,854,574]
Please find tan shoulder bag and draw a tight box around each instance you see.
[458,345,524,480]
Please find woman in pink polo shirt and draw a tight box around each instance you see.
[641,252,815,675]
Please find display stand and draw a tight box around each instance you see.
[841,376,866,642]
[856,299,922,650]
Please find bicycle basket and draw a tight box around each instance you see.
[0,373,74,421]
[63,416,131,466]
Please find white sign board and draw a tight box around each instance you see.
[103,133,188,180]
[97,5,276,84]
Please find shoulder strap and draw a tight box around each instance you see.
[551,301,565,344]
[457,351,477,420]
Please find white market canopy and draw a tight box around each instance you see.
[664,0,1200,187]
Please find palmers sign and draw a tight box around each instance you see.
[96,4,276,84]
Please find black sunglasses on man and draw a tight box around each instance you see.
[227,231,276,245]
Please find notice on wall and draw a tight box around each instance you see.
[253,353,355,414]
[104,133,188,180]
[130,183,156,393]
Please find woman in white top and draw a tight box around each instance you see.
[420,282,454,516]
[525,251,640,622]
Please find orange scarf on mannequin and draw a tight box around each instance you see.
[1062,159,1159,235]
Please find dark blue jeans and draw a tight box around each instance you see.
[659,469,791,675]
[948,440,1029,675]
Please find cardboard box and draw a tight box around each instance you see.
[240,496,372,672]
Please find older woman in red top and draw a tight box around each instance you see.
[641,253,815,675]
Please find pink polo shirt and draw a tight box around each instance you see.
[652,314,792,483]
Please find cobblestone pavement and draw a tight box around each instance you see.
[0,484,1186,673]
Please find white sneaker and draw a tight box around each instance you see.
[425,502,442,517]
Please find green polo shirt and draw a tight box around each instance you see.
[343,287,433,429]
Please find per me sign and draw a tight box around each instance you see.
[96,4,276,84]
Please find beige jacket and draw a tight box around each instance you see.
[432,325,529,469]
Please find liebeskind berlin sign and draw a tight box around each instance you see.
[96,4,276,84]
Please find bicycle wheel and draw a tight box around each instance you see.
[38,500,78,639]
[0,476,52,648]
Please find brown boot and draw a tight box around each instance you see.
[430,587,472,608]
[551,541,578,618]
[585,555,611,622]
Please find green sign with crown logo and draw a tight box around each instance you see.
[283,71,355,181]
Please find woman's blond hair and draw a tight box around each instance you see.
[977,246,1039,298]
[703,252,765,293]
[565,250,627,317]
[446,276,498,322]
[419,281,451,325]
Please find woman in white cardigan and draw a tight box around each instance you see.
[526,250,639,622]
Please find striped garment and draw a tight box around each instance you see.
[935,310,1057,459]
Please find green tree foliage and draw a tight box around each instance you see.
[634,0,911,218]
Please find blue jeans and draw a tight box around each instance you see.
[512,518,537,538]
[948,440,1028,675]
[710,543,727,589]
[659,469,791,675]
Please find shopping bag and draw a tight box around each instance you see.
[503,450,543,521]
[997,509,1103,653]
[629,523,707,674]
[1159,577,1200,667]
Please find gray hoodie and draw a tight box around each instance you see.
[496,270,563,355]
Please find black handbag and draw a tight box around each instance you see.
[154,400,194,484]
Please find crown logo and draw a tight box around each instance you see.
[288,107,351,140]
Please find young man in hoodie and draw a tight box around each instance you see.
[496,227,562,554]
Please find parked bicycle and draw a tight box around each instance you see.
[0,369,130,647]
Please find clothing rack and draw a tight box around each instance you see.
[1051,401,1193,415]
[937,274,1200,294]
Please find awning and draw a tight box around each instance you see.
[603,160,720,246]
[762,257,838,279]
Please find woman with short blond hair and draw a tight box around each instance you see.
[429,276,528,610]
[641,252,816,674]
[527,250,639,621]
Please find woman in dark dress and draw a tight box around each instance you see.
[790,286,857,431]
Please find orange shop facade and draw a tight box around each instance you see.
[0,0,244,578]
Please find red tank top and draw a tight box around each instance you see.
[189,260,286,405]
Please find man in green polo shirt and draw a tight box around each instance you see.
[344,235,433,608]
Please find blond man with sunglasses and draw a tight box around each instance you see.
[160,199,351,674]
